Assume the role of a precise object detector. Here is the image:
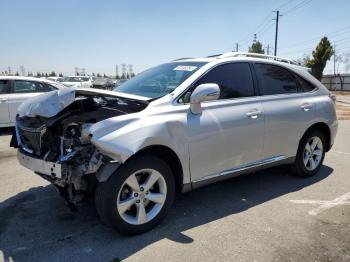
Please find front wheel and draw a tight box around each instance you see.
[292,128,326,177]
[95,156,175,235]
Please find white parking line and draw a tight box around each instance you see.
[290,192,350,216]
[331,150,350,155]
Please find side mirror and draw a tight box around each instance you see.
[190,83,220,114]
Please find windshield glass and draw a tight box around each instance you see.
[114,62,206,98]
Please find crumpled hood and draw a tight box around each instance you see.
[17,87,151,118]
[18,88,76,118]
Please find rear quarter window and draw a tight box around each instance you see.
[295,74,316,92]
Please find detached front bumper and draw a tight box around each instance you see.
[17,150,62,178]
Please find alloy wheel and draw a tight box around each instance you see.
[116,169,167,225]
[303,136,323,171]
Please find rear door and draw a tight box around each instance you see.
[7,80,54,123]
[253,63,316,159]
[0,80,11,125]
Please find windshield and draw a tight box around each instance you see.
[114,62,206,98]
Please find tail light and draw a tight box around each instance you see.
[329,93,336,103]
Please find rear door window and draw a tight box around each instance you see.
[254,63,298,95]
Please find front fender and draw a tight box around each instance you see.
[88,111,191,184]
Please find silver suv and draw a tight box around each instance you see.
[12,52,338,234]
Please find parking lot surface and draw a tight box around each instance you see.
[0,121,349,262]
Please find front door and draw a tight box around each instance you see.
[0,80,10,125]
[185,62,265,182]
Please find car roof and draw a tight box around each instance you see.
[0,76,58,83]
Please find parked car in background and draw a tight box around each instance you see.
[0,76,66,127]
[92,77,115,90]
[12,52,337,235]
[60,76,93,88]
[115,79,128,88]
[46,76,63,82]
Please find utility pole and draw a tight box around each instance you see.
[20,65,25,76]
[121,64,127,79]
[266,44,270,55]
[333,45,336,76]
[235,43,239,52]
[253,33,257,43]
[274,10,282,56]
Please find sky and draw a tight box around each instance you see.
[1,0,349,76]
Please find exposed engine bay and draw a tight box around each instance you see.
[11,89,148,209]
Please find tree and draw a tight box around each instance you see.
[103,73,107,78]
[97,73,101,77]
[92,72,95,76]
[45,73,48,77]
[15,71,19,76]
[59,73,63,77]
[248,41,264,54]
[36,72,41,78]
[306,37,333,80]
[49,71,56,77]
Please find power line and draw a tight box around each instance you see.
[237,13,274,45]
[237,0,313,53]
[279,36,350,55]
[283,0,313,16]
[279,26,350,49]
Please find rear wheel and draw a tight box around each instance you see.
[95,156,175,235]
[293,128,326,177]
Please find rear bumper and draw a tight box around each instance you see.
[17,150,62,178]
[328,119,338,151]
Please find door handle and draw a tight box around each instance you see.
[301,103,312,111]
[247,109,263,119]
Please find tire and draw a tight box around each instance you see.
[292,128,326,177]
[95,156,175,235]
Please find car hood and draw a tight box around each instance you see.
[17,87,151,118]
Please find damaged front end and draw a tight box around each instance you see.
[11,88,149,209]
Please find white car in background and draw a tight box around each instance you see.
[0,76,67,127]
[46,76,63,82]
[59,76,93,88]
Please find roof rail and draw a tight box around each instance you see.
[172,57,194,61]
[218,52,299,65]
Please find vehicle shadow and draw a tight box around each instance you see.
[0,165,333,262]
[0,127,13,136]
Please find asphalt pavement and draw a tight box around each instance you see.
[0,122,349,262]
